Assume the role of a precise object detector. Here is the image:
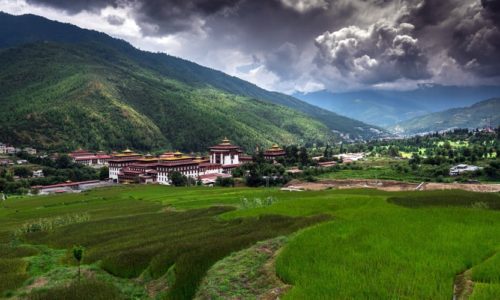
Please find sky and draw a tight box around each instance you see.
[1,0,500,94]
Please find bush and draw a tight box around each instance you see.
[13,167,32,178]
[215,177,234,187]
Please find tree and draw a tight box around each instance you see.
[299,147,309,166]
[99,166,109,180]
[72,245,85,282]
[13,166,32,178]
[56,154,73,169]
[231,166,245,177]
[252,150,265,164]
[388,146,400,157]
[170,171,186,186]
[323,144,330,159]
[215,176,235,187]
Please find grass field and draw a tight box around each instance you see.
[0,185,499,299]
[317,159,428,182]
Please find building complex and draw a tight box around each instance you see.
[103,138,273,185]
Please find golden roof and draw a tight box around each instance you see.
[113,148,140,157]
[220,137,231,145]
[160,154,193,161]
[139,153,157,161]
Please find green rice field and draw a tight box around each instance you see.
[0,185,499,299]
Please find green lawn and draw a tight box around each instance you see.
[0,185,499,299]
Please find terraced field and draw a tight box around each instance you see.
[0,185,499,299]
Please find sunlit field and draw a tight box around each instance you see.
[0,185,499,299]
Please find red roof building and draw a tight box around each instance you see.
[109,138,252,184]
[108,149,144,180]
[70,149,112,167]
[264,144,286,161]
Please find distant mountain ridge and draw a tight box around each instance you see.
[390,98,500,135]
[0,12,384,151]
[294,86,500,127]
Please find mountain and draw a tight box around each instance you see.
[0,12,384,152]
[294,86,500,127]
[390,98,500,135]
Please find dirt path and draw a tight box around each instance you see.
[284,179,500,192]
[453,269,473,300]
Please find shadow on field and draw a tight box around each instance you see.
[23,206,330,299]
[387,190,500,210]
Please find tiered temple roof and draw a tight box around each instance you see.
[264,144,286,157]
[209,137,242,151]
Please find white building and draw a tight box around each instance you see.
[449,164,482,176]
[335,153,366,161]
[32,170,44,178]
[208,138,243,173]
[6,147,19,154]
[23,147,37,155]
[0,143,6,154]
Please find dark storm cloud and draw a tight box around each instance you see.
[22,0,500,89]
[26,0,104,13]
[395,0,500,77]
[448,1,500,77]
[106,14,125,25]
[27,0,243,33]
[482,0,500,13]
[264,42,301,80]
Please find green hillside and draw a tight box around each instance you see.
[0,42,336,151]
[391,98,500,134]
[0,12,384,152]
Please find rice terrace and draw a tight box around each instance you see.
[0,185,498,299]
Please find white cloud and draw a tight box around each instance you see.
[315,20,431,84]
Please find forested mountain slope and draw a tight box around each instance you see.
[0,42,336,151]
[391,98,500,135]
[0,12,384,151]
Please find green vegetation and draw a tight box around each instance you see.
[0,41,335,152]
[388,191,500,209]
[315,128,500,183]
[25,207,325,299]
[196,236,289,299]
[0,185,499,299]
[0,12,386,152]
[0,257,29,296]
[26,279,123,300]
[0,153,101,195]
